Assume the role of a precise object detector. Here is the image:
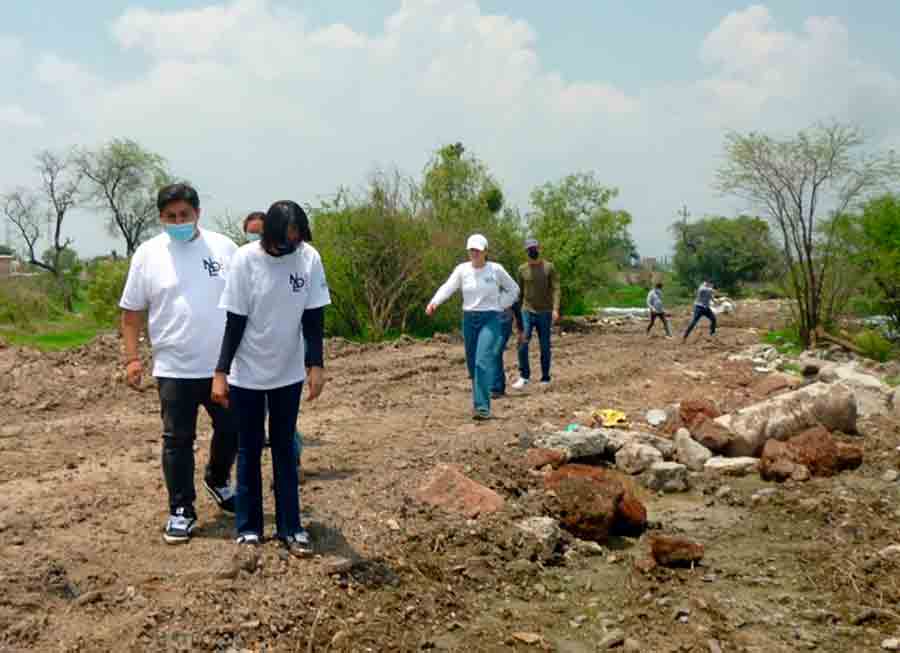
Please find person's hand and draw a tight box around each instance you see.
[306,367,326,401]
[552,310,560,324]
[211,372,230,408]
[126,359,143,389]
[425,303,437,317]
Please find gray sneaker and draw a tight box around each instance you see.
[164,507,196,545]
[282,530,314,558]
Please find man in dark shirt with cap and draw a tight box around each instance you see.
[512,238,561,389]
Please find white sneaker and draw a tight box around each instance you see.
[511,378,530,390]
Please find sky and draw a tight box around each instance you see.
[2,0,899,258]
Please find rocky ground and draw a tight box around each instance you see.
[1,300,900,652]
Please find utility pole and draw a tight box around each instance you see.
[677,204,690,227]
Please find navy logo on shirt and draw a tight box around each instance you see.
[202,258,222,277]
[289,273,306,292]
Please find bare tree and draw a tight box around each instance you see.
[716,122,900,346]
[2,149,82,310]
[77,139,172,256]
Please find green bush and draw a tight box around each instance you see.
[762,325,804,356]
[85,259,130,327]
[0,276,65,326]
[854,329,894,362]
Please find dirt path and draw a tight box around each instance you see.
[2,301,899,652]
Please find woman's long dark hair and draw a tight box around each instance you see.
[262,200,313,252]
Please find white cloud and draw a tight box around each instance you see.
[17,2,900,258]
[0,105,42,128]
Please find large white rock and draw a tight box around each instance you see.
[704,457,760,477]
[644,462,689,492]
[616,443,663,474]
[532,427,675,461]
[716,382,857,457]
[675,428,712,471]
[820,364,892,418]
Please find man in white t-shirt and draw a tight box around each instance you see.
[119,183,239,545]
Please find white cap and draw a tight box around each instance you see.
[466,234,488,251]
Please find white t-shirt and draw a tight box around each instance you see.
[119,228,238,378]
[219,241,331,390]
[430,261,520,312]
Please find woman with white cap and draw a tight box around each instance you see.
[426,234,520,420]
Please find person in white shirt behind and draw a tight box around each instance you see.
[426,234,520,420]
[212,200,329,557]
[119,183,239,545]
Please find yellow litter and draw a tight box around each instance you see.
[591,408,629,428]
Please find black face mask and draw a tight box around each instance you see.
[527,248,540,260]
[270,242,298,257]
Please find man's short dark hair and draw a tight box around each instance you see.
[263,200,312,250]
[655,282,663,289]
[157,183,200,212]
[242,211,266,232]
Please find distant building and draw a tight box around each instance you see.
[0,255,14,277]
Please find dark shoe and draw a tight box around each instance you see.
[473,411,493,421]
[204,479,236,514]
[164,507,196,545]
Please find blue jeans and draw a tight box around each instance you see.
[518,310,552,382]
[492,314,513,394]
[462,311,501,415]
[230,382,303,539]
[684,305,717,338]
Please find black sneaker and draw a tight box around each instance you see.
[282,530,314,558]
[472,411,493,421]
[164,507,196,545]
[204,480,236,514]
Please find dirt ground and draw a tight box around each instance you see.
[2,301,899,652]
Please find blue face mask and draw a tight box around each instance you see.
[246,233,261,242]
[166,222,197,243]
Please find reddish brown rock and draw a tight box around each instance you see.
[544,465,647,542]
[523,448,567,470]
[680,399,721,430]
[633,557,658,574]
[414,464,504,518]
[836,442,864,472]
[753,373,802,397]
[692,420,732,453]
[649,535,705,567]
[759,426,863,482]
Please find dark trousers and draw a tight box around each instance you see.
[684,305,717,338]
[492,315,513,394]
[157,377,239,516]
[230,382,303,539]
[518,310,553,382]
[647,312,672,336]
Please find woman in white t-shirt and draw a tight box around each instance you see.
[212,201,330,556]
[426,234,520,420]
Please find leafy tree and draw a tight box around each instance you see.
[842,194,900,329]
[0,244,13,256]
[671,215,779,294]
[716,122,900,346]
[77,139,172,255]
[527,172,634,314]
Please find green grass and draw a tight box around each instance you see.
[0,308,105,352]
[762,327,804,356]
[886,376,900,388]
[780,361,803,376]
[593,284,649,309]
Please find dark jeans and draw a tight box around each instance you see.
[230,382,303,539]
[684,305,717,338]
[518,310,552,382]
[462,311,500,415]
[647,311,672,336]
[157,377,239,517]
[492,314,513,394]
